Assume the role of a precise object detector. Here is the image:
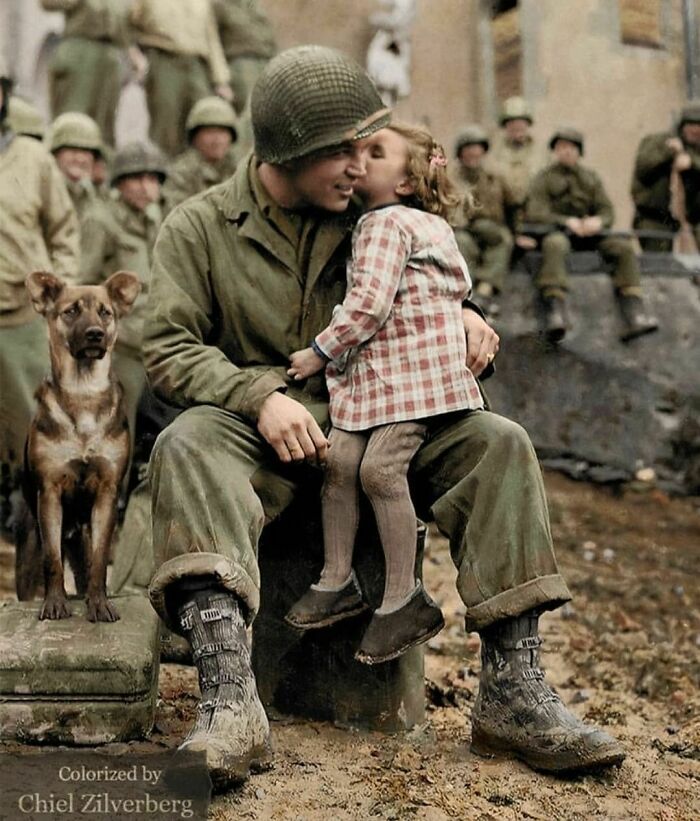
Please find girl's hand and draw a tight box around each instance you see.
[287,347,326,380]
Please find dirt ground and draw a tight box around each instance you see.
[1,471,698,821]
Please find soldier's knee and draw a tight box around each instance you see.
[541,232,570,253]
[479,414,537,463]
[151,410,208,467]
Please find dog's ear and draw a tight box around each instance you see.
[104,271,142,317]
[25,271,65,315]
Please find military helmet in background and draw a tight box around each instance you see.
[8,97,45,140]
[548,126,585,156]
[251,45,390,164]
[47,112,103,156]
[186,96,238,142]
[678,100,700,131]
[111,141,167,186]
[499,96,533,126]
[454,124,490,157]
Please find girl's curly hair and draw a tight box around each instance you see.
[388,121,474,221]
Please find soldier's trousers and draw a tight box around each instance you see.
[228,56,268,115]
[455,220,513,291]
[0,318,49,479]
[147,405,571,633]
[633,214,700,253]
[537,231,641,293]
[49,37,121,146]
[143,49,211,157]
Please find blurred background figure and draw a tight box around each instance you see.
[366,0,416,107]
[0,55,79,529]
[631,100,700,253]
[40,0,130,147]
[163,95,238,212]
[527,127,658,343]
[7,96,45,141]
[128,0,233,158]
[451,124,516,316]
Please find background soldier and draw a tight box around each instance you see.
[527,127,658,343]
[7,97,45,141]
[451,125,516,312]
[128,0,233,157]
[0,57,80,521]
[40,0,130,147]
[163,96,238,212]
[80,142,167,446]
[631,101,700,252]
[489,96,545,216]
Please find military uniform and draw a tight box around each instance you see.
[631,105,700,251]
[452,126,515,293]
[0,133,80,474]
[7,97,45,140]
[40,0,129,146]
[527,162,640,294]
[212,0,276,115]
[129,0,231,157]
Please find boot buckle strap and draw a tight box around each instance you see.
[522,667,545,680]
[180,611,195,631]
[198,697,239,712]
[192,639,239,662]
[501,636,542,651]
[200,607,232,623]
[200,672,243,689]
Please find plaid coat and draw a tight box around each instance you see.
[315,205,484,431]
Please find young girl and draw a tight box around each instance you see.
[284,122,484,664]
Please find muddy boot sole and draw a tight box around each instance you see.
[470,724,626,774]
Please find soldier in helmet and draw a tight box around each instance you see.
[80,142,167,443]
[631,101,700,251]
[47,111,106,223]
[40,0,130,146]
[527,127,658,343]
[489,96,546,215]
[0,55,79,512]
[128,0,233,157]
[7,97,45,141]
[451,124,517,311]
[163,96,239,212]
[140,45,623,788]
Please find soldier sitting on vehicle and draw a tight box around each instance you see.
[163,96,239,213]
[451,125,517,316]
[526,127,659,343]
[631,101,700,252]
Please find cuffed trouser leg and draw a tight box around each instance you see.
[410,410,571,631]
[537,232,570,292]
[148,406,307,631]
[597,237,641,290]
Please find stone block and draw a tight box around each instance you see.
[0,594,160,744]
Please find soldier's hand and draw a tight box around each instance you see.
[215,84,234,103]
[258,392,329,465]
[665,137,684,154]
[515,234,537,250]
[128,47,149,84]
[463,308,499,377]
[581,216,603,236]
[674,152,692,172]
[565,217,584,236]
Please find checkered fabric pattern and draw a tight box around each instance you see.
[316,205,484,432]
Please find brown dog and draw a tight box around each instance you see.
[15,271,141,622]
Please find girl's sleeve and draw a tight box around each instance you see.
[315,211,411,361]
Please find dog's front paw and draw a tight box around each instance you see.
[86,595,120,623]
[40,595,71,620]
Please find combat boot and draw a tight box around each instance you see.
[616,292,658,342]
[175,588,272,790]
[541,293,568,343]
[470,610,625,774]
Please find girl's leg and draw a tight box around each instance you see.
[359,422,427,611]
[317,428,368,589]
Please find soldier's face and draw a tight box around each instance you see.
[681,123,700,146]
[54,147,96,183]
[504,118,530,144]
[118,173,161,212]
[552,140,580,167]
[459,144,486,168]
[193,126,233,163]
[287,142,368,212]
